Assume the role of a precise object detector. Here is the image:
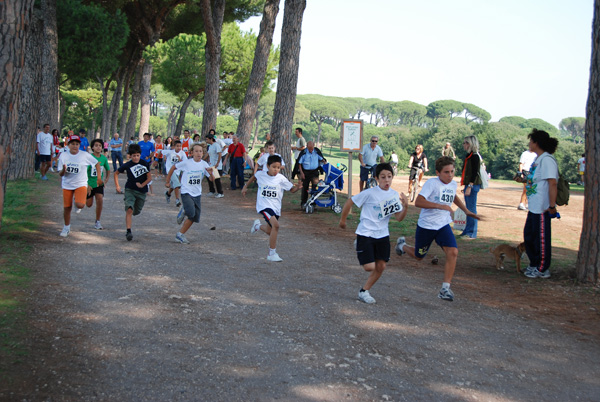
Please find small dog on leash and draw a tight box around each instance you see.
[490,242,526,273]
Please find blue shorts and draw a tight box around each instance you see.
[259,208,280,227]
[356,235,390,265]
[360,165,376,182]
[414,224,457,258]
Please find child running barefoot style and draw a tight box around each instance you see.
[339,163,408,304]
[165,144,214,244]
[86,139,110,230]
[57,135,101,237]
[395,156,481,302]
[162,140,186,207]
[114,144,152,241]
[242,155,301,262]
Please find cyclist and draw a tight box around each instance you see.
[389,150,399,174]
[358,136,385,192]
[408,144,428,195]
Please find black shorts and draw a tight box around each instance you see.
[87,185,105,199]
[259,208,280,227]
[39,154,52,162]
[356,234,390,265]
[409,167,421,181]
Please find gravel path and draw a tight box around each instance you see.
[4,174,599,401]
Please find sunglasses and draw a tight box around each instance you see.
[371,140,378,143]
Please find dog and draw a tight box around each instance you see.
[490,242,526,273]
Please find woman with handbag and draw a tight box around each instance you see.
[460,136,482,239]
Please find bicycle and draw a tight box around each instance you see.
[364,165,378,189]
[409,166,424,202]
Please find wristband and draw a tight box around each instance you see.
[550,205,556,209]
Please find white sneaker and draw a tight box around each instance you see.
[267,253,283,262]
[358,290,376,304]
[175,232,190,244]
[75,208,82,214]
[250,219,261,234]
[94,221,103,230]
[207,192,215,197]
[517,203,528,211]
[395,237,406,255]
[215,193,224,198]
[60,227,70,237]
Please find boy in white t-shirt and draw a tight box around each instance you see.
[162,140,186,207]
[242,154,301,262]
[254,141,286,174]
[57,135,101,237]
[339,163,408,304]
[395,156,479,302]
[166,144,214,244]
[37,124,54,180]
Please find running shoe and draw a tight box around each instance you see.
[250,219,261,234]
[517,203,528,211]
[438,287,454,302]
[126,231,133,241]
[41,175,48,181]
[207,192,215,197]
[165,191,171,203]
[176,205,186,225]
[94,221,103,230]
[175,199,182,207]
[215,193,224,198]
[524,268,551,279]
[267,253,283,262]
[358,290,376,304]
[395,236,406,255]
[59,227,70,238]
[175,232,190,244]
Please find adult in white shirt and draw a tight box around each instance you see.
[517,149,537,210]
[358,136,385,191]
[205,134,224,197]
[37,124,54,180]
[577,154,586,185]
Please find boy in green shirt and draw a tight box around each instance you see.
[86,139,111,229]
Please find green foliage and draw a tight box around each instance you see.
[559,117,586,143]
[216,115,239,133]
[60,88,103,133]
[148,116,168,137]
[499,116,527,127]
[520,118,559,136]
[555,141,585,183]
[57,0,129,85]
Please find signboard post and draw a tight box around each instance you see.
[340,119,363,198]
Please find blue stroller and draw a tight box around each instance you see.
[304,163,347,214]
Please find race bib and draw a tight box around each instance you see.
[188,174,202,186]
[439,187,455,205]
[171,155,180,164]
[130,164,148,178]
[91,166,98,177]
[260,185,279,199]
[379,196,402,219]
[65,163,80,174]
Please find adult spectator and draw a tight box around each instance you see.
[78,128,90,152]
[517,148,537,210]
[577,154,586,185]
[358,136,385,191]
[206,134,224,197]
[459,135,482,239]
[223,135,247,190]
[407,144,428,195]
[298,141,324,208]
[519,129,559,279]
[37,123,54,180]
[109,132,124,171]
[138,132,155,165]
[442,142,456,159]
[291,127,306,161]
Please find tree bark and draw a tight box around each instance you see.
[175,91,202,138]
[237,0,280,146]
[138,59,153,137]
[126,60,144,141]
[107,67,124,142]
[98,76,110,140]
[39,0,59,131]
[119,64,135,150]
[199,0,225,138]
[577,0,600,284]
[250,110,261,149]
[270,0,306,177]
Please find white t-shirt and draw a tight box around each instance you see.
[526,153,559,214]
[519,150,537,172]
[578,157,586,172]
[391,153,398,163]
[57,150,99,190]
[207,142,223,170]
[176,158,212,197]
[293,136,307,160]
[256,152,285,171]
[352,186,402,239]
[360,143,384,167]
[255,170,293,216]
[417,177,457,230]
[163,149,187,174]
[37,131,54,155]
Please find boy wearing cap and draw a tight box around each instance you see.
[57,135,101,237]
[86,139,110,230]
[114,143,152,241]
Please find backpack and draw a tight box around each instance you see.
[476,153,489,189]
[545,155,570,206]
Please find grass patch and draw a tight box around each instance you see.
[0,177,45,374]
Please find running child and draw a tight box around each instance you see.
[395,156,480,302]
[165,143,214,244]
[86,139,111,230]
[254,140,285,174]
[57,134,101,237]
[339,163,408,304]
[242,155,301,262]
[114,144,152,241]
[162,140,186,206]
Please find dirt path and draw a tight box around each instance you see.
[3,173,599,401]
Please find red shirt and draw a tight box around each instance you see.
[228,142,246,158]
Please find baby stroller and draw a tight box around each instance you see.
[304,163,347,214]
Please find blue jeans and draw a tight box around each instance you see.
[461,184,480,238]
[111,152,123,171]
[230,157,245,189]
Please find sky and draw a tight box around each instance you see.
[239,0,594,127]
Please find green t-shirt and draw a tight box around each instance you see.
[87,153,110,188]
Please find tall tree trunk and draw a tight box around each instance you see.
[577,0,600,284]
[175,91,202,138]
[119,64,135,150]
[99,76,111,141]
[138,60,153,137]
[270,0,306,177]
[39,0,59,130]
[199,0,225,138]
[109,69,124,141]
[12,8,43,180]
[126,60,144,141]
[250,110,261,149]
[237,0,280,146]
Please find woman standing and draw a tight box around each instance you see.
[519,129,559,278]
[407,144,428,195]
[460,136,482,239]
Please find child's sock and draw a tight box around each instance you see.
[127,228,132,233]
[360,288,366,293]
[269,248,276,256]
[442,282,451,290]
[64,224,71,230]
